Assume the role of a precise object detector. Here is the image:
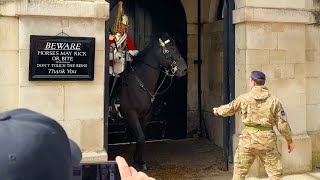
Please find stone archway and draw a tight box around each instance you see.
[107,0,188,144]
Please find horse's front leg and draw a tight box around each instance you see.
[125,111,147,171]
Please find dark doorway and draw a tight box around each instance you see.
[107,0,188,144]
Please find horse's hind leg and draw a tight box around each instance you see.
[125,111,147,171]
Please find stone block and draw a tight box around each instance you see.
[94,63,105,83]
[82,150,108,162]
[0,1,15,16]
[81,119,104,152]
[19,17,106,51]
[271,23,285,32]
[19,49,29,69]
[294,64,306,79]
[15,0,109,19]
[308,131,320,153]
[280,135,312,174]
[235,64,248,96]
[278,31,306,51]
[19,16,66,50]
[187,24,198,35]
[246,23,271,33]
[252,8,313,24]
[235,0,313,9]
[283,24,306,33]
[277,93,306,108]
[0,17,18,51]
[209,20,224,32]
[306,25,320,50]
[246,31,277,50]
[307,131,320,166]
[306,50,316,61]
[0,85,18,112]
[261,64,294,80]
[187,111,199,135]
[281,106,306,134]
[306,63,320,78]
[233,7,314,24]
[181,0,197,23]
[233,7,254,25]
[64,85,104,121]
[274,79,306,95]
[203,112,224,148]
[208,0,221,22]
[264,81,277,96]
[306,78,320,105]
[19,66,61,87]
[235,0,245,9]
[57,120,81,148]
[269,50,286,64]
[94,50,106,67]
[235,23,246,49]
[187,90,198,110]
[246,50,269,65]
[307,105,320,131]
[281,51,306,65]
[62,18,106,51]
[0,50,18,85]
[188,35,198,53]
[19,86,64,121]
[235,49,246,65]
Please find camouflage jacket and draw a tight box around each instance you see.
[216,86,293,144]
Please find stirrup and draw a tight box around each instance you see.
[114,104,123,118]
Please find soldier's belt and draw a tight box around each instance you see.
[245,125,273,131]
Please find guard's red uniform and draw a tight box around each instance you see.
[109,34,137,66]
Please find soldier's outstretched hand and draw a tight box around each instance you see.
[288,143,294,153]
[213,108,219,116]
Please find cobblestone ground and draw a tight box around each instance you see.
[108,138,320,179]
[108,138,233,180]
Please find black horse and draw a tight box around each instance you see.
[110,33,187,170]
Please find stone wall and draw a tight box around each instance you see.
[233,0,318,176]
[306,24,320,167]
[181,0,198,135]
[0,16,19,112]
[0,0,109,162]
[181,0,224,137]
[202,20,224,147]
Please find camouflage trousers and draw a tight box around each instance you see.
[233,145,283,180]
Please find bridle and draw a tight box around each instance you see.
[130,37,181,103]
[159,38,178,76]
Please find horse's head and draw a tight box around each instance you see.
[158,33,187,77]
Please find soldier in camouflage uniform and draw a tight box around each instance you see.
[213,71,294,180]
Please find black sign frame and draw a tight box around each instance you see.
[29,35,95,81]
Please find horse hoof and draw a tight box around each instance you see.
[134,163,150,171]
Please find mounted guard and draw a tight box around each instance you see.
[109,1,139,77]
